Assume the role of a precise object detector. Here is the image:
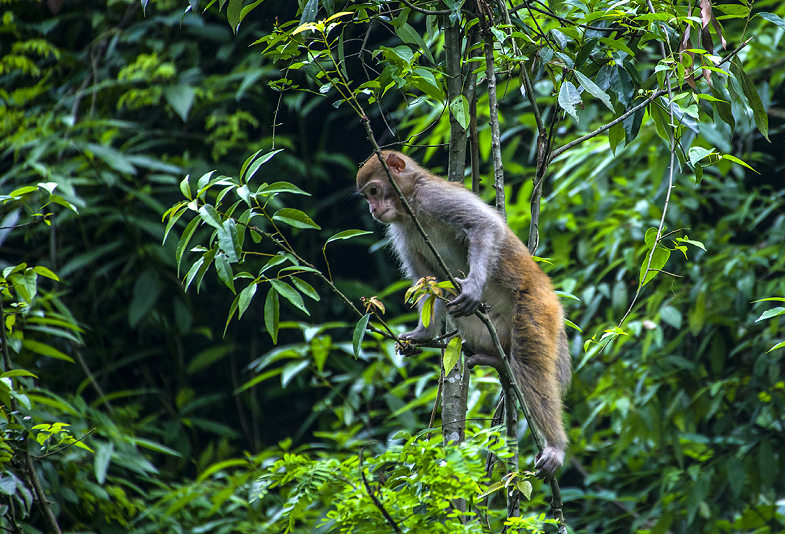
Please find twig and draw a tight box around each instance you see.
[400,0,451,15]
[478,4,506,219]
[359,451,403,533]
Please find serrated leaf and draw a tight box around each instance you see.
[264,289,280,344]
[574,70,614,111]
[353,313,371,358]
[269,279,309,315]
[444,336,462,375]
[273,208,321,230]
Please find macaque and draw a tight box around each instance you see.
[357,151,571,479]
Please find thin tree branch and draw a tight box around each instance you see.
[359,453,403,533]
[400,0,451,15]
[478,4,506,219]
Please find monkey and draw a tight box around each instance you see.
[357,151,571,479]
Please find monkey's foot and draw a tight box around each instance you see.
[535,446,564,480]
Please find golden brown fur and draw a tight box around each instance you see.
[357,151,570,478]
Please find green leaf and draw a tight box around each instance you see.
[218,219,241,263]
[639,247,670,287]
[215,253,236,294]
[722,154,759,174]
[198,205,224,230]
[449,95,470,130]
[31,266,59,281]
[227,0,242,32]
[281,359,309,387]
[421,296,433,328]
[608,121,624,154]
[244,149,284,182]
[174,217,201,278]
[187,344,233,374]
[758,12,785,31]
[353,313,371,358]
[257,181,310,196]
[163,206,187,245]
[688,147,714,166]
[22,339,74,363]
[443,336,462,376]
[0,370,38,379]
[164,85,195,121]
[269,279,309,315]
[238,283,258,319]
[395,23,435,63]
[558,81,581,123]
[94,443,113,484]
[291,277,319,301]
[644,227,661,249]
[299,0,318,24]
[326,230,373,246]
[574,70,614,111]
[272,208,321,230]
[129,269,162,328]
[730,61,769,141]
[756,307,785,322]
[264,289,280,344]
[10,186,37,197]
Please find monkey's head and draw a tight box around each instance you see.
[356,152,417,224]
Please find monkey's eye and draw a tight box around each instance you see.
[369,185,379,196]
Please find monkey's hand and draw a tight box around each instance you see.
[446,277,482,317]
[534,446,564,480]
[399,325,435,343]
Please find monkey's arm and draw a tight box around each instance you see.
[446,212,505,317]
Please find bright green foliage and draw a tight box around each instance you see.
[1,0,783,532]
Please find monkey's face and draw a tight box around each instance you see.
[360,180,399,224]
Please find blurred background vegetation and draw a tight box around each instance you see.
[0,0,783,532]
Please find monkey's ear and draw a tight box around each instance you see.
[386,153,406,173]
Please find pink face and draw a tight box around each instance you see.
[361,180,397,223]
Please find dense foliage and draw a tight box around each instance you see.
[0,0,783,533]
